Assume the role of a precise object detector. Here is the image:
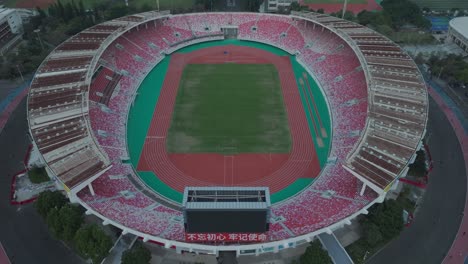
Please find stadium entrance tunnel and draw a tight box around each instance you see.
[127,40,332,205]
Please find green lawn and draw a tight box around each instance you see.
[303,0,367,3]
[166,63,291,154]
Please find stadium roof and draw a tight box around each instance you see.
[183,187,271,209]
[450,17,468,39]
[292,11,428,192]
[26,10,171,191]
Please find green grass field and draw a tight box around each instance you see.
[303,0,367,3]
[128,40,331,203]
[166,63,291,154]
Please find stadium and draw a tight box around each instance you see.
[26,11,428,256]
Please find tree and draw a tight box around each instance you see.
[408,149,427,177]
[246,0,261,12]
[414,53,425,65]
[65,16,94,35]
[46,207,61,236]
[456,68,468,85]
[374,24,394,37]
[357,10,375,25]
[367,199,404,240]
[290,2,301,12]
[299,240,333,264]
[107,4,129,19]
[36,6,47,19]
[63,1,75,22]
[380,0,429,30]
[46,205,84,241]
[343,10,356,21]
[78,0,86,16]
[370,12,392,28]
[28,166,49,183]
[74,224,113,264]
[363,222,383,246]
[57,0,66,21]
[139,3,153,12]
[414,14,431,29]
[317,8,324,14]
[194,0,208,11]
[427,54,468,85]
[35,190,68,218]
[121,243,151,264]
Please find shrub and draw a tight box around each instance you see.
[121,243,151,264]
[28,166,50,184]
[299,240,333,264]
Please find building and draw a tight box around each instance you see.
[262,0,296,13]
[448,17,468,53]
[0,8,36,56]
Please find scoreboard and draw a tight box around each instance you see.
[183,187,271,243]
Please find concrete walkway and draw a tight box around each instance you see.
[319,233,353,264]
[103,233,137,264]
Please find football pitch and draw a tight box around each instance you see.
[166,63,291,154]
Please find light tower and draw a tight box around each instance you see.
[342,0,348,19]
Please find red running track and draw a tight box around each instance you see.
[137,45,320,193]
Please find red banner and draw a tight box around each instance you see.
[185,233,267,242]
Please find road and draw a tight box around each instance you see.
[367,97,467,264]
[0,99,84,264]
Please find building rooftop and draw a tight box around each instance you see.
[450,16,468,38]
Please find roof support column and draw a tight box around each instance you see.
[88,183,95,196]
[273,246,279,253]
[360,183,366,196]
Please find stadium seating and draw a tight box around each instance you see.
[74,12,378,242]
[29,12,427,246]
